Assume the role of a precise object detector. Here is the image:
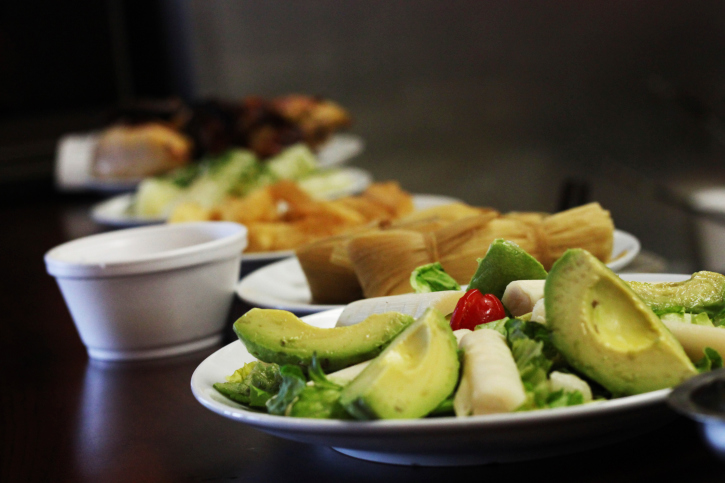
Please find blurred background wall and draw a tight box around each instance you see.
[4,1,725,269]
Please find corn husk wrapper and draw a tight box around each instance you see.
[537,202,614,269]
[436,215,538,282]
[345,202,614,298]
[296,223,383,303]
[347,229,436,298]
[329,213,470,272]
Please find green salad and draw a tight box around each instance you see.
[131,143,352,218]
[214,240,725,420]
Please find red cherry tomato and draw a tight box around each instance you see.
[449,289,506,331]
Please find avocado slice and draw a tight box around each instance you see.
[233,309,414,372]
[468,239,547,299]
[545,249,697,396]
[627,271,725,316]
[339,308,460,419]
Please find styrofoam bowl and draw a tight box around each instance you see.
[45,222,248,361]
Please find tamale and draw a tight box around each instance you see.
[296,223,381,303]
[347,229,438,298]
[537,202,614,269]
[435,215,537,282]
[361,181,415,218]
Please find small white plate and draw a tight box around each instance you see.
[90,166,375,229]
[607,230,641,272]
[236,229,642,313]
[193,274,687,467]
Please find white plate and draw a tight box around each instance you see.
[236,229,642,313]
[193,273,687,466]
[607,229,641,271]
[90,166,375,229]
[56,133,365,193]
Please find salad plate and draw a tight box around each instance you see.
[56,133,365,193]
[236,229,642,313]
[89,166,375,229]
[193,274,688,466]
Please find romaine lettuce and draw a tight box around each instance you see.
[410,262,461,293]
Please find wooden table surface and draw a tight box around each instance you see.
[2,187,724,483]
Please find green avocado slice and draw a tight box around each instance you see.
[339,308,460,419]
[545,249,697,397]
[468,239,548,299]
[628,271,725,316]
[233,309,414,373]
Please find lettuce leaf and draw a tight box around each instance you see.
[213,361,282,407]
[500,319,586,410]
[695,347,724,373]
[410,262,461,293]
[654,305,725,328]
[267,355,353,419]
[266,365,307,415]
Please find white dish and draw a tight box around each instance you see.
[193,272,687,466]
[90,166,375,229]
[607,229,641,271]
[45,222,247,361]
[56,133,365,193]
[236,229,641,313]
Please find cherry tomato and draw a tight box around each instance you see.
[449,289,506,331]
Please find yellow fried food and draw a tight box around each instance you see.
[168,180,416,253]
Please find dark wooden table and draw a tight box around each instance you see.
[2,185,724,483]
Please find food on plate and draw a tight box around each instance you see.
[545,249,697,396]
[134,143,328,219]
[271,94,352,150]
[233,308,414,372]
[409,262,461,294]
[302,202,613,302]
[214,244,724,420]
[468,238,548,299]
[453,328,526,416]
[86,95,352,182]
[295,227,374,304]
[628,271,725,317]
[299,207,496,304]
[339,308,459,420]
[92,123,193,179]
[170,180,413,253]
[449,289,506,331]
[501,280,547,317]
[213,361,283,407]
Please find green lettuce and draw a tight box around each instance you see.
[213,361,283,408]
[266,144,318,180]
[497,319,584,410]
[266,365,308,415]
[659,310,714,327]
[410,262,461,293]
[266,355,352,419]
[695,347,724,373]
